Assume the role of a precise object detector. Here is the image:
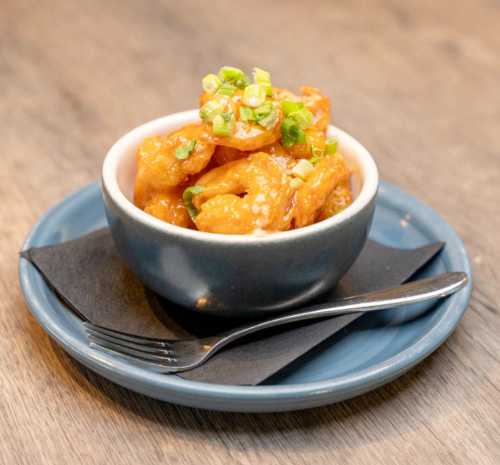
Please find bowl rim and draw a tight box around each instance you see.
[102,110,379,244]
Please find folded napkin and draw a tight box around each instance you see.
[21,229,443,385]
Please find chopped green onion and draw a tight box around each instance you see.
[239,106,255,122]
[218,66,250,88]
[281,100,304,116]
[254,101,273,120]
[175,140,197,160]
[291,159,315,180]
[325,137,338,154]
[281,117,306,147]
[240,102,278,128]
[216,82,237,96]
[257,109,279,129]
[202,74,221,94]
[309,155,321,166]
[296,129,306,144]
[212,112,234,136]
[200,99,224,121]
[182,186,204,219]
[310,144,324,157]
[253,67,272,96]
[288,108,314,129]
[243,84,266,107]
[309,144,324,164]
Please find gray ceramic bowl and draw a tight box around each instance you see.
[101,110,379,317]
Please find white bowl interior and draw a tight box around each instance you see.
[103,110,378,242]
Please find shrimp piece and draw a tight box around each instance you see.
[318,179,353,220]
[200,91,283,151]
[285,128,327,159]
[192,152,294,234]
[301,86,330,131]
[273,86,331,158]
[274,86,330,132]
[213,145,248,166]
[143,188,193,228]
[293,152,351,228]
[256,142,296,171]
[134,124,215,207]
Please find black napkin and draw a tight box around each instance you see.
[21,229,443,385]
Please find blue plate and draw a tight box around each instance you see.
[19,181,472,412]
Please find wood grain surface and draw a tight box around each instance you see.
[2,0,500,463]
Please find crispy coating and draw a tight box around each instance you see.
[318,179,353,220]
[134,124,215,207]
[285,128,327,159]
[213,145,248,166]
[192,152,294,234]
[293,153,351,228]
[143,188,193,228]
[301,86,330,131]
[274,86,330,132]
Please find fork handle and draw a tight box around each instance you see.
[213,272,468,350]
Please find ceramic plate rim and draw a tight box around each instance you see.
[19,181,472,405]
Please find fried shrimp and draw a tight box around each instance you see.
[293,153,351,228]
[143,188,193,228]
[213,145,248,166]
[318,179,353,220]
[274,86,330,132]
[192,152,293,234]
[257,142,296,171]
[134,124,215,207]
[286,128,327,159]
[134,65,353,234]
[300,86,330,131]
[200,91,283,151]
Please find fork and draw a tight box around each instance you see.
[84,271,467,373]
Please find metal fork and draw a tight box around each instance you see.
[84,272,467,373]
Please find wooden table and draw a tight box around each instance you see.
[2,0,499,463]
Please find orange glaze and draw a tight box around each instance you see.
[293,153,351,228]
[192,152,294,234]
[133,68,352,234]
[134,123,215,206]
[143,188,193,228]
[319,179,353,220]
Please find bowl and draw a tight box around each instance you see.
[101,110,379,317]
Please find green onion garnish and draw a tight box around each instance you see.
[182,186,204,219]
[212,111,235,136]
[175,140,197,160]
[256,109,279,129]
[309,144,323,165]
[202,74,222,94]
[288,108,314,129]
[325,137,338,154]
[281,100,304,117]
[291,159,315,180]
[281,117,306,147]
[199,100,224,121]
[253,67,272,96]
[239,106,255,122]
[254,101,273,120]
[240,103,277,128]
[216,82,237,96]
[243,84,266,107]
[218,66,250,89]
[310,144,323,157]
